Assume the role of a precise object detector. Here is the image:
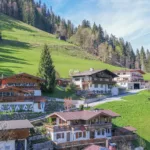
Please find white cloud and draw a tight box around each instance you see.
[43,0,150,50]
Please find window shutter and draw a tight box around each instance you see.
[76,132,78,139]
[38,103,41,109]
[83,132,86,137]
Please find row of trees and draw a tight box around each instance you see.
[0,0,75,38]
[70,20,150,72]
[0,0,150,71]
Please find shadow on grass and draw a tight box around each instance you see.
[0,39,30,49]
[0,39,31,65]
[0,68,15,77]
[0,47,18,54]
[133,135,150,150]
[0,54,30,65]
[0,13,36,33]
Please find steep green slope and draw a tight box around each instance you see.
[94,90,150,149]
[0,13,149,79]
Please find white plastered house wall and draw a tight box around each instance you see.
[49,117,112,144]
[0,139,27,150]
[114,71,144,89]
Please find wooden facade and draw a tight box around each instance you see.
[0,73,46,112]
[45,110,136,150]
[72,69,117,91]
[0,129,30,141]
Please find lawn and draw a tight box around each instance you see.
[0,13,150,80]
[0,13,122,78]
[94,90,150,149]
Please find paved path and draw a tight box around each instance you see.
[84,89,144,107]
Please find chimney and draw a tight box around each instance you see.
[89,68,94,71]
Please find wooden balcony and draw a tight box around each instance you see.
[45,123,112,132]
[0,96,35,102]
[82,80,116,85]
[54,137,106,149]
[54,134,137,149]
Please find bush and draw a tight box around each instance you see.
[79,104,84,110]
[65,83,77,93]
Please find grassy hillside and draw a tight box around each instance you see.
[94,90,150,149]
[0,13,149,80]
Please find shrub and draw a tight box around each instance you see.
[65,83,77,93]
[79,104,84,110]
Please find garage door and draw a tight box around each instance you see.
[134,83,140,89]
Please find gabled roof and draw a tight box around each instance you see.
[0,120,33,130]
[47,110,120,121]
[72,69,118,78]
[2,72,44,81]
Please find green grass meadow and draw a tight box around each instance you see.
[0,13,149,79]
[94,90,150,149]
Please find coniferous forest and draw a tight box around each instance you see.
[0,0,150,72]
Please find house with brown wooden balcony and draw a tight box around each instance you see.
[0,119,33,150]
[72,68,118,93]
[114,69,145,89]
[0,73,46,112]
[45,110,137,149]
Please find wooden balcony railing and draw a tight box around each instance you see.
[45,123,112,132]
[54,134,137,149]
[55,137,106,149]
[0,96,35,102]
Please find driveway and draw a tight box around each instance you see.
[84,89,144,107]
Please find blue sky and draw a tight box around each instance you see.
[38,0,150,51]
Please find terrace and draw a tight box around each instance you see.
[54,135,137,149]
[45,122,112,132]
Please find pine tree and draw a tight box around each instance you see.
[135,49,141,69]
[92,22,98,34]
[98,25,105,44]
[140,46,146,71]
[38,44,56,92]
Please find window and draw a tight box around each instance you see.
[102,129,105,135]
[108,85,112,88]
[74,78,80,81]
[94,84,98,88]
[79,132,82,138]
[62,133,64,138]
[83,132,86,138]
[76,132,83,139]
[56,133,61,139]
[97,130,101,135]
[76,132,78,139]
